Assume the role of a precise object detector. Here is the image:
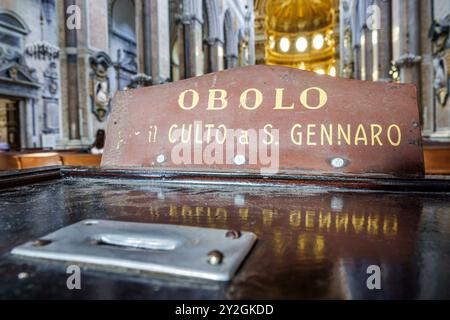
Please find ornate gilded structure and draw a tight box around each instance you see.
[255,0,338,76]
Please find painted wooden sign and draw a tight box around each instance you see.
[102,65,424,178]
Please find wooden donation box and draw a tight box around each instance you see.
[1,66,450,299]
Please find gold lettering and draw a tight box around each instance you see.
[338,124,351,145]
[371,124,383,146]
[354,124,368,145]
[205,124,214,143]
[263,124,274,145]
[181,124,191,143]
[273,88,294,110]
[178,89,199,110]
[387,124,401,146]
[300,87,328,110]
[168,124,178,143]
[239,130,249,144]
[320,124,333,145]
[207,89,228,110]
[194,122,202,144]
[216,124,227,144]
[291,124,302,145]
[307,124,317,146]
[239,88,263,110]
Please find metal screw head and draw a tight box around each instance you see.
[330,157,346,168]
[32,239,52,247]
[207,250,224,265]
[226,230,241,239]
[156,154,166,164]
[233,154,246,165]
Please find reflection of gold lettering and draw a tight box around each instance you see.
[207,89,228,110]
[149,206,159,216]
[300,87,327,110]
[387,124,401,146]
[289,210,302,227]
[368,214,379,235]
[239,88,263,110]
[319,211,331,232]
[169,205,178,218]
[352,213,365,234]
[195,206,204,217]
[336,213,348,233]
[297,234,306,253]
[314,235,325,260]
[182,205,192,217]
[164,203,398,240]
[262,209,275,226]
[239,208,248,221]
[215,208,228,222]
[273,88,294,110]
[383,214,398,237]
[305,210,315,229]
[273,228,284,257]
[178,89,199,110]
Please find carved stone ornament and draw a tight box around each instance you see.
[43,61,58,97]
[429,15,450,107]
[89,52,113,122]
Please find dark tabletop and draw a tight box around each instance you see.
[1,173,450,299]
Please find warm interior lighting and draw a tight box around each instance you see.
[299,62,306,70]
[315,68,325,75]
[295,37,308,52]
[312,34,324,50]
[329,66,336,77]
[269,36,275,49]
[279,37,290,52]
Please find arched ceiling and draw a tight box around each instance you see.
[266,0,335,33]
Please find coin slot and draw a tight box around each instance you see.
[90,233,181,251]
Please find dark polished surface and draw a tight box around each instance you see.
[1,173,450,299]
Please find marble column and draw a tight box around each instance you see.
[135,0,145,74]
[143,0,152,76]
[377,0,392,82]
[64,0,80,141]
[396,0,422,88]
[179,9,203,78]
[420,0,434,135]
[150,0,170,84]
[208,39,224,72]
[225,54,238,69]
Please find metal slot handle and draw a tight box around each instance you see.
[11,220,257,281]
[92,233,181,251]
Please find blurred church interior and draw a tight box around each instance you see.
[0,0,449,173]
